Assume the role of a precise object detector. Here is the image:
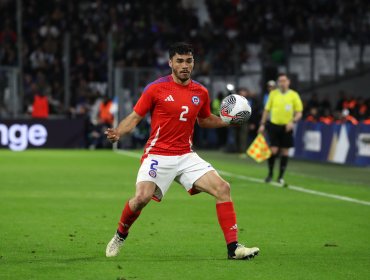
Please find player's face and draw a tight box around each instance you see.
[169,53,194,83]
[278,75,290,92]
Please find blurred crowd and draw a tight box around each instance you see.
[1,0,370,149]
[304,92,370,125]
[1,0,370,115]
[207,0,370,64]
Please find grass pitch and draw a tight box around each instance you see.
[0,150,369,280]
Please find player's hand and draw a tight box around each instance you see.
[286,122,294,132]
[258,124,265,134]
[105,128,120,143]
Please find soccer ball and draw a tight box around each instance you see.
[220,94,252,125]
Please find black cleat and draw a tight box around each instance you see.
[265,175,272,183]
[277,178,288,187]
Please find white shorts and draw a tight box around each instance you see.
[136,152,215,201]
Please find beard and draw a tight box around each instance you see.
[173,69,192,83]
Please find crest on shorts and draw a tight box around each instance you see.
[149,170,157,178]
[192,96,200,105]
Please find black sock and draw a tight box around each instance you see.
[279,156,288,179]
[268,154,276,177]
[227,241,238,255]
[116,230,128,240]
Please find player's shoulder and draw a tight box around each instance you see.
[288,89,300,97]
[269,89,279,97]
[142,75,172,93]
[191,79,208,93]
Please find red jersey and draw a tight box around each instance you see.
[134,75,211,158]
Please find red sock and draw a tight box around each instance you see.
[117,201,141,235]
[216,201,238,245]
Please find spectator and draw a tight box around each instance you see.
[306,93,320,111]
[305,107,319,122]
[211,92,223,115]
[31,86,49,119]
[98,97,114,126]
[230,88,249,152]
[320,95,331,113]
[263,80,276,106]
[339,109,359,125]
[362,107,370,124]
[319,108,334,125]
[354,97,368,121]
[29,46,48,69]
[39,19,60,38]
[0,0,369,130]
[211,92,227,148]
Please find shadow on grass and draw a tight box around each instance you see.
[3,254,229,265]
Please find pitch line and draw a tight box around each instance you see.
[218,171,370,206]
[115,150,370,207]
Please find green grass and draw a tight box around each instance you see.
[0,150,369,280]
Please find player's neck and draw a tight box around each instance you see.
[279,88,289,94]
[171,73,191,86]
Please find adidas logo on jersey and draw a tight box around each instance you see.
[165,95,175,102]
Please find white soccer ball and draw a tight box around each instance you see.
[220,94,252,125]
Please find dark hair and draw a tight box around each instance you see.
[278,73,289,79]
[169,42,194,59]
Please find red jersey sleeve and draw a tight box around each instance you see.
[198,90,211,119]
[133,86,154,117]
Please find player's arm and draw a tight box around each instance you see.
[106,83,153,142]
[197,91,228,128]
[293,111,303,122]
[105,111,143,143]
[292,93,303,123]
[285,111,302,132]
[258,93,272,133]
[197,114,229,128]
[286,93,303,132]
[258,109,269,133]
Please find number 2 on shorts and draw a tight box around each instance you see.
[150,159,158,170]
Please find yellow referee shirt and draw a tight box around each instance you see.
[265,89,303,125]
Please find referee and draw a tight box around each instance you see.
[258,74,303,185]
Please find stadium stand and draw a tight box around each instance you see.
[0,0,370,126]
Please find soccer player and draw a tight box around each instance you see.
[105,42,259,260]
[258,74,303,185]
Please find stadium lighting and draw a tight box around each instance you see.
[226,83,235,91]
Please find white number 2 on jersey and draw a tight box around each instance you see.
[179,106,189,121]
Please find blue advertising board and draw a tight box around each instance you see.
[293,122,370,166]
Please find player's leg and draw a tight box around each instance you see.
[265,123,280,182]
[117,181,156,237]
[277,129,293,186]
[278,148,289,185]
[106,154,177,257]
[106,181,156,257]
[266,146,279,182]
[193,171,259,260]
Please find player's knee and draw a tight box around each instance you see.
[216,181,231,201]
[133,192,152,209]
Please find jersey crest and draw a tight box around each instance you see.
[192,96,200,105]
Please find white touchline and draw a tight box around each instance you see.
[115,150,370,207]
[218,171,370,206]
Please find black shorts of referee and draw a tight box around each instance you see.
[267,122,294,148]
